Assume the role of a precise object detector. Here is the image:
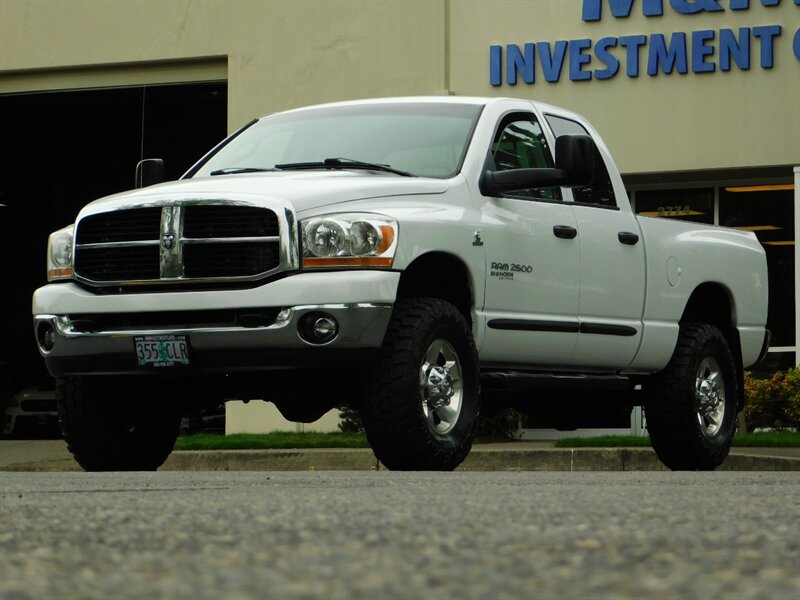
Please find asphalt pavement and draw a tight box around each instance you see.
[1,439,799,472]
[1,471,798,599]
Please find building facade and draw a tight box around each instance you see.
[1,0,797,432]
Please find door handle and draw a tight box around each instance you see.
[553,225,577,239]
[618,231,640,245]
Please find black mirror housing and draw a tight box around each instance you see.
[480,168,567,196]
[480,134,597,196]
[555,135,594,188]
[135,159,165,188]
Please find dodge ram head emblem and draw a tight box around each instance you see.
[161,233,176,250]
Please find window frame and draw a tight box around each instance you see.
[544,113,619,210]
[482,111,563,203]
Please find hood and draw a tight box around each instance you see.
[79,170,449,216]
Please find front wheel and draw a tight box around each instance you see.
[57,376,180,471]
[360,298,480,471]
[645,323,739,471]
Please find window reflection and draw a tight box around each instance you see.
[720,187,795,347]
[632,183,794,350]
[635,188,714,224]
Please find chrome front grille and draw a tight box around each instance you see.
[183,205,279,238]
[75,246,161,281]
[74,203,284,286]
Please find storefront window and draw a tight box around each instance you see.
[633,183,795,358]
[634,188,714,224]
[720,186,795,348]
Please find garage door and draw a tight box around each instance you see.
[0,81,227,373]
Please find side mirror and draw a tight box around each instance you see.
[480,134,598,196]
[555,135,594,188]
[135,159,165,188]
[480,168,566,196]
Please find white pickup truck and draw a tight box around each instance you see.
[33,97,770,472]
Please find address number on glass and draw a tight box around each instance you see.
[134,335,190,367]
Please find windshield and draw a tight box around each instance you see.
[190,102,483,179]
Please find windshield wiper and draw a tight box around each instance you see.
[209,167,277,176]
[274,158,415,177]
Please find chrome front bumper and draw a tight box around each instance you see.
[32,271,399,377]
[34,303,392,376]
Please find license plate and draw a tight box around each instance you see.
[134,335,190,367]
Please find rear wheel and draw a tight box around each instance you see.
[360,298,479,471]
[57,376,180,471]
[646,323,738,471]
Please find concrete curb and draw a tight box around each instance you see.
[2,444,798,472]
[162,448,382,472]
[158,448,799,472]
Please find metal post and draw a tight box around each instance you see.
[794,166,799,367]
[630,406,646,437]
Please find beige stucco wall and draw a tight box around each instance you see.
[0,0,447,131]
[0,1,797,174]
[2,0,797,174]
[225,401,341,434]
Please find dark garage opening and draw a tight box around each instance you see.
[0,81,228,422]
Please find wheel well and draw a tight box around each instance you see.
[680,283,745,410]
[396,253,473,326]
[680,283,735,331]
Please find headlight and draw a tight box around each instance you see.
[301,213,397,268]
[47,225,74,281]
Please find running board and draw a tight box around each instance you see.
[481,371,634,392]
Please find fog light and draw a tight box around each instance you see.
[37,322,56,352]
[313,317,336,338]
[299,313,339,345]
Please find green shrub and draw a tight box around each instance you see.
[743,368,800,430]
[783,368,800,425]
[337,405,364,433]
[473,408,523,438]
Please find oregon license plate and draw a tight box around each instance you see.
[134,335,190,367]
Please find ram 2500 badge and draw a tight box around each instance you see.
[33,97,770,471]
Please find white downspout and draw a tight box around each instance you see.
[794,166,799,368]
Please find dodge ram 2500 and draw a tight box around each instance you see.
[33,97,770,471]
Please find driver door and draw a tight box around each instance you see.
[476,112,580,368]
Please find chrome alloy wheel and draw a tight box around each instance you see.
[696,356,726,438]
[419,338,463,435]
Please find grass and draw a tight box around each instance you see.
[173,430,800,451]
[554,430,800,448]
[174,431,369,451]
[730,431,800,447]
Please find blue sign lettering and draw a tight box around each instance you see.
[538,41,568,82]
[489,1,796,86]
[719,27,751,70]
[795,27,800,60]
[619,35,648,76]
[692,29,717,72]
[569,39,594,80]
[647,33,689,74]
[753,24,782,67]
[582,0,664,21]
[507,43,535,84]
[489,45,502,86]
[670,0,723,15]
[595,37,621,78]
[583,0,789,21]
[730,0,784,8]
